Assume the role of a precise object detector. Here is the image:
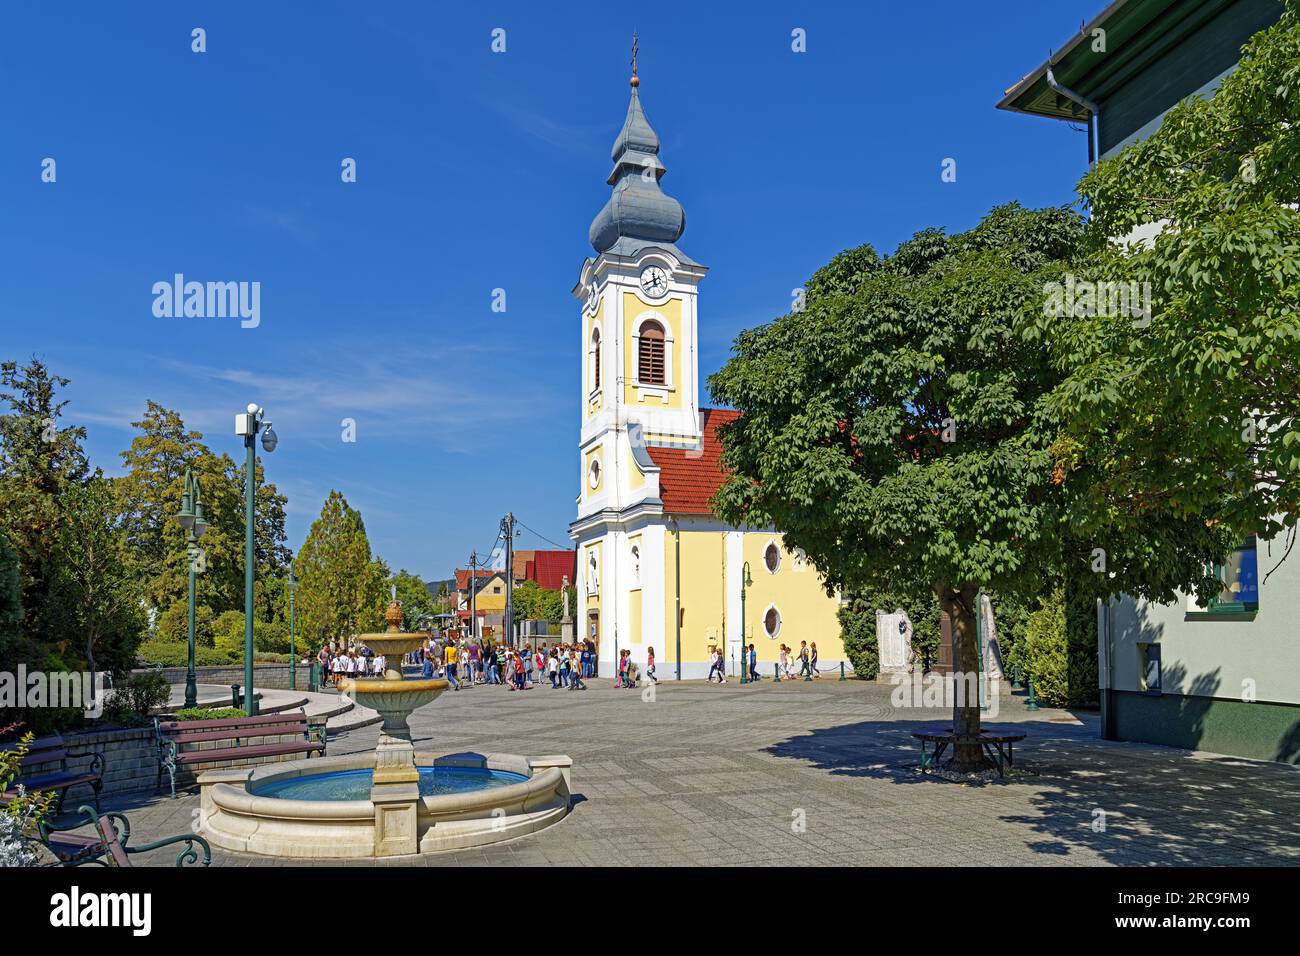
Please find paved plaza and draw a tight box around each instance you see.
[98,677,1300,867]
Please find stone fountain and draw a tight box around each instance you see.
[336,592,446,853]
[198,592,573,859]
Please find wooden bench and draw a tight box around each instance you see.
[37,804,210,867]
[1,734,104,814]
[155,710,326,798]
[912,730,1026,778]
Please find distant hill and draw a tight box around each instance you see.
[424,578,454,598]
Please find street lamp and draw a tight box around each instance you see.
[175,468,209,709]
[235,403,277,715]
[288,569,298,691]
[739,561,752,684]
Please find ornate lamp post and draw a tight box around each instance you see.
[739,561,752,684]
[175,468,209,709]
[235,403,278,716]
[288,569,298,691]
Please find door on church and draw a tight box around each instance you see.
[588,611,600,673]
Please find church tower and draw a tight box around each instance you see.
[572,62,706,525]
[570,56,706,667]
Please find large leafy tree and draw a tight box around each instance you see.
[1050,3,1300,555]
[710,205,1087,767]
[116,401,289,618]
[294,491,387,651]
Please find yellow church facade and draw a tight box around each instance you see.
[568,71,849,679]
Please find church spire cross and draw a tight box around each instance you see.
[630,32,639,87]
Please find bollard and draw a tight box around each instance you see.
[1025,675,1039,711]
[1011,663,1022,691]
[839,661,846,681]
[774,663,781,683]
[231,684,241,708]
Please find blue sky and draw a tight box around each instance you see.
[0,1,1089,581]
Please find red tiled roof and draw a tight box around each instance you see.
[530,550,574,590]
[646,408,740,515]
[454,569,498,591]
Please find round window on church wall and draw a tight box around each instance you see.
[764,542,781,573]
[764,606,781,638]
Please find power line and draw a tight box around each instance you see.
[513,517,572,552]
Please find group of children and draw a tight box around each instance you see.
[703,641,820,683]
[428,639,602,692]
[778,641,819,680]
[318,647,387,686]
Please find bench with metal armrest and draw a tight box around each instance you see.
[155,709,326,798]
[1,733,104,813]
[37,804,211,867]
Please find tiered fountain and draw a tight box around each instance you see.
[342,594,448,790]
[198,595,573,858]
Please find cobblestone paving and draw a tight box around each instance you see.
[89,677,1300,866]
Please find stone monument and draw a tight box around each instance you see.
[560,574,575,643]
[876,609,915,678]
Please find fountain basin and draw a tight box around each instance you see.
[254,765,528,801]
[199,751,572,858]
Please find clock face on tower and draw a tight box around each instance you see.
[639,265,669,298]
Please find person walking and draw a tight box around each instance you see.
[444,640,460,691]
[568,649,586,690]
[748,643,759,683]
[548,648,560,689]
[646,647,658,684]
[798,641,810,679]
[809,642,820,679]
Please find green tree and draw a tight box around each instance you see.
[709,204,1091,769]
[42,475,146,681]
[1050,3,1300,557]
[294,491,387,651]
[391,570,435,630]
[115,401,289,618]
[0,529,22,663]
[511,580,565,623]
[0,358,90,657]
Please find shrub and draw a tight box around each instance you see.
[0,726,55,867]
[102,669,171,726]
[172,707,243,721]
[155,601,216,648]
[1020,585,1099,709]
[135,640,234,668]
[837,601,879,680]
[1023,591,1069,707]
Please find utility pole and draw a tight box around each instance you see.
[501,512,515,647]
[468,549,478,642]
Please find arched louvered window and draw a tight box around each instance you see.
[638,321,666,385]
[590,329,601,390]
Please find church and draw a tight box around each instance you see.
[569,64,850,680]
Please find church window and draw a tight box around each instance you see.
[763,605,782,639]
[638,321,666,385]
[764,541,781,573]
[590,329,601,391]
